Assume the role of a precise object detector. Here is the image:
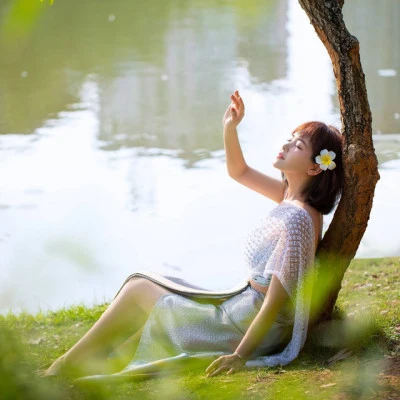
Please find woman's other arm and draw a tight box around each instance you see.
[223,91,285,203]
[206,275,288,376]
[234,276,288,359]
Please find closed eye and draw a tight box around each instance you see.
[286,137,304,150]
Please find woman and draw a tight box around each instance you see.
[42,90,343,379]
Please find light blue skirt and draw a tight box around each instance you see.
[127,279,293,366]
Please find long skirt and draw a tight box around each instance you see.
[116,273,294,369]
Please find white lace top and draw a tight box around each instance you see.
[244,201,316,367]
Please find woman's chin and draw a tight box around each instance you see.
[272,160,282,170]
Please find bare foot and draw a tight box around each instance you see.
[37,355,72,377]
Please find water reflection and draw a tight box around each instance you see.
[0,0,289,164]
[0,0,399,313]
[96,1,290,162]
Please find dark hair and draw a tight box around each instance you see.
[285,121,344,215]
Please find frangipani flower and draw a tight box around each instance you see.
[316,149,336,170]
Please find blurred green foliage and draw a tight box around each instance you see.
[0,323,63,399]
[0,0,43,46]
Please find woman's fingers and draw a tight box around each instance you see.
[234,90,242,103]
[230,97,239,115]
[205,357,221,374]
[207,365,227,377]
[230,91,244,115]
[238,94,244,110]
[223,91,244,127]
[206,356,228,377]
[207,364,237,377]
[230,94,240,108]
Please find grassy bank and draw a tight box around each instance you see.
[1,257,399,399]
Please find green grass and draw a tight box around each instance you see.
[1,258,399,399]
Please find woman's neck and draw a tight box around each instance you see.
[284,174,311,202]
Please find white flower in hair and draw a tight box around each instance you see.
[316,149,336,170]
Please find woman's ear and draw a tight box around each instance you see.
[308,163,323,176]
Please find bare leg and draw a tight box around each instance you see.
[42,278,170,377]
[103,328,144,373]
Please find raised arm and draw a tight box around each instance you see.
[223,91,285,203]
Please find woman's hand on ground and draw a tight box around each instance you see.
[205,353,245,377]
[222,90,245,130]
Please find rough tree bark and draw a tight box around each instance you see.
[298,0,380,321]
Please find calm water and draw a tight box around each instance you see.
[0,0,399,313]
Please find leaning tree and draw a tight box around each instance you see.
[298,0,380,321]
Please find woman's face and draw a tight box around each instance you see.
[273,133,316,175]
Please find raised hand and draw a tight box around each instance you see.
[222,90,245,130]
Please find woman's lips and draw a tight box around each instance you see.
[277,153,285,160]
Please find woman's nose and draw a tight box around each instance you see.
[282,143,289,151]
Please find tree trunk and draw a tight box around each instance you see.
[298,0,380,321]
